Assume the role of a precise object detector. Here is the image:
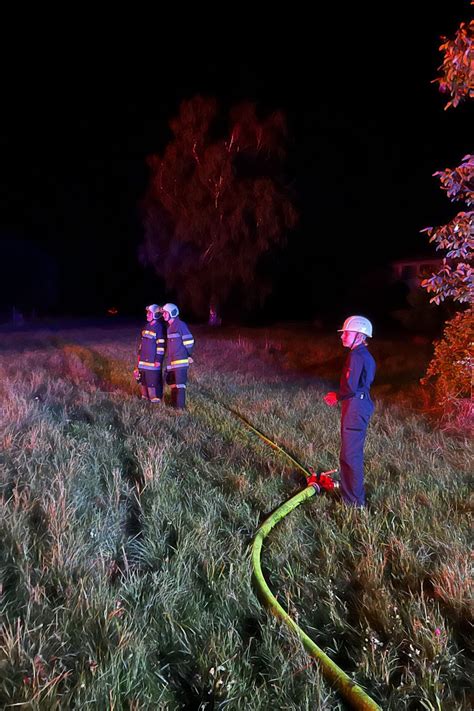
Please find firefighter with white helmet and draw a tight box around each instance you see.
[324,315,376,507]
[134,304,166,402]
[162,303,194,409]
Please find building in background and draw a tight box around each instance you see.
[391,257,443,289]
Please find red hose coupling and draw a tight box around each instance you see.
[307,467,339,492]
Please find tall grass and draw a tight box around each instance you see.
[0,324,472,709]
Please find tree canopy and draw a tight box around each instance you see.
[421,19,473,305]
[421,16,473,417]
[141,96,298,321]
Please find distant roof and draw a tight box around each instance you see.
[391,256,443,266]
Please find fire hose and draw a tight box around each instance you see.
[233,410,381,710]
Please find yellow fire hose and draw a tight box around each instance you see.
[232,410,381,710]
[251,488,381,710]
[228,408,313,477]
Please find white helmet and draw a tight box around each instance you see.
[146,304,161,316]
[162,303,179,319]
[338,315,373,337]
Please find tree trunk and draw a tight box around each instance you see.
[208,302,222,326]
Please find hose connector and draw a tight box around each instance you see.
[307,467,339,492]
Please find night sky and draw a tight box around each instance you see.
[0,5,472,325]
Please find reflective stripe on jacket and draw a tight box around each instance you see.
[166,317,194,370]
[138,319,166,371]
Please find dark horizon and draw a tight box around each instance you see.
[0,4,472,325]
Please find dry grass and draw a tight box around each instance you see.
[0,322,472,709]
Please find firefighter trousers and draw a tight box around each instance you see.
[339,396,374,506]
[139,369,163,402]
[166,367,188,409]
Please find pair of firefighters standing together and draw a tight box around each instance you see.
[135,303,194,410]
[135,307,375,507]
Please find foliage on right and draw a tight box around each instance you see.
[421,18,473,422]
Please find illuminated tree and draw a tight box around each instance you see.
[435,19,474,110]
[421,19,473,306]
[141,96,298,323]
[421,155,473,305]
[421,18,473,417]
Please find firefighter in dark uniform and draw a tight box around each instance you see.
[134,304,166,402]
[324,316,376,507]
[161,303,194,409]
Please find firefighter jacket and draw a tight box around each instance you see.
[336,344,376,401]
[166,317,194,371]
[137,319,166,371]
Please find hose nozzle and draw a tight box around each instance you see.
[307,467,339,492]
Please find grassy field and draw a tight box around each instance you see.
[0,322,472,710]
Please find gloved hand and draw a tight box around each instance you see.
[133,368,141,382]
[324,391,338,406]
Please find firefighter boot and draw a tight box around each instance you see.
[147,387,161,403]
[171,384,186,409]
